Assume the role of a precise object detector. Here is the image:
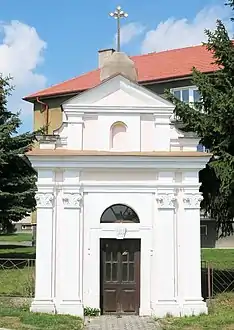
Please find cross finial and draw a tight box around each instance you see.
[109,6,128,52]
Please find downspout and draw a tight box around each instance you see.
[36,97,49,134]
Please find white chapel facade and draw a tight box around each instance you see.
[27,52,210,318]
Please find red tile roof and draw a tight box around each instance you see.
[24,45,218,100]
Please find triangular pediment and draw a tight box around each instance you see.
[62,74,175,110]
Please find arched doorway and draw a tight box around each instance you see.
[100,204,141,315]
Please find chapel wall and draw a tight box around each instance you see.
[80,169,156,181]
[140,115,155,151]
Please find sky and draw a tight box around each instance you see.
[0,0,233,132]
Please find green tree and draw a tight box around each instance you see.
[0,76,38,234]
[166,1,234,236]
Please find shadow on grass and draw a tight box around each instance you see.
[0,245,36,259]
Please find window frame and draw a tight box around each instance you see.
[171,86,200,104]
[200,224,208,237]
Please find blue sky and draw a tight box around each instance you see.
[0,0,232,131]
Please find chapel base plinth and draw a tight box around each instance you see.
[30,300,56,314]
[151,300,208,318]
[56,301,84,318]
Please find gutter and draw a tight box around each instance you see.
[36,97,49,134]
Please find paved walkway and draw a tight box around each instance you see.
[85,315,160,329]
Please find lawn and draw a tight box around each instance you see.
[160,293,234,330]
[0,232,32,242]
[0,245,36,297]
[0,261,35,297]
[0,298,83,330]
[201,248,234,269]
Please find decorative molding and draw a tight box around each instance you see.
[36,193,54,208]
[62,193,83,209]
[183,193,202,209]
[156,194,177,209]
[116,226,127,239]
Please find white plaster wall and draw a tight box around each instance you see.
[31,164,208,318]
[96,114,141,151]
[80,169,156,182]
[141,117,155,151]
[83,116,98,150]
[95,89,148,106]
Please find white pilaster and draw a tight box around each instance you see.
[66,112,84,150]
[153,113,171,151]
[31,190,56,314]
[151,191,178,316]
[178,191,208,315]
[55,189,84,317]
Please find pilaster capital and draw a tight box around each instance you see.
[156,193,177,209]
[62,192,83,209]
[183,193,202,209]
[36,192,55,208]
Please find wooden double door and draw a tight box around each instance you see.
[100,239,140,315]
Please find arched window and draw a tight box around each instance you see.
[100,204,140,223]
[110,122,127,150]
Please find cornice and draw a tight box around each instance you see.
[28,154,210,171]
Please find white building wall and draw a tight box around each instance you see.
[31,167,208,318]
[141,116,155,151]
[30,74,208,318]
[96,114,141,151]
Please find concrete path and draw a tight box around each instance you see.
[85,315,160,329]
[0,241,32,246]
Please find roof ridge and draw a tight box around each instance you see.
[131,44,204,60]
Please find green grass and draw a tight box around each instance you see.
[201,248,234,269]
[0,233,32,242]
[159,293,234,330]
[0,266,35,297]
[0,298,83,330]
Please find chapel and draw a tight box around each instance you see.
[27,9,210,318]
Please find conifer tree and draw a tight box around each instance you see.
[0,76,38,233]
[166,1,234,236]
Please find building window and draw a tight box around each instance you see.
[172,86,201,104]
[197,144,210,153]
[200,225,208,236]
[101,204,140,223]
[110,121,127,150]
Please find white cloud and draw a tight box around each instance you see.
[141,5,233,54]
[115,22,145,46]
[0,20,47,130]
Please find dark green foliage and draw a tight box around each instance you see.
[0,76,38,233]
[166,2,234,236]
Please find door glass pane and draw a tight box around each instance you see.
[122,264,128,282]
[182,89,189,103]
[105,263,111,281]
[112,263,118,281]
[106,251,111,262]
[112,251,118,262]
[129,252,134,262]
[129,263,135,281]
[122,251,128,262]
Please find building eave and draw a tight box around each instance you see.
[23,71,217,104]
[27,151,211,171]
